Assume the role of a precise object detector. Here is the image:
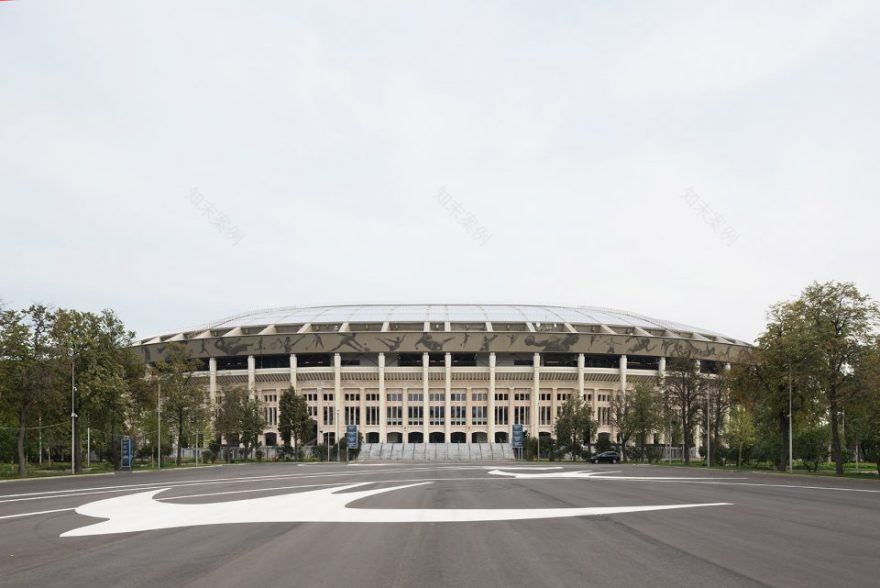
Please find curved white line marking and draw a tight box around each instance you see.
[487,469,745,481]
[482,466,563,471]
[60,483,730,537]
[0,507,75,520]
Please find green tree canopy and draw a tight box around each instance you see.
[554,396,595,461]
[278,387,314,459]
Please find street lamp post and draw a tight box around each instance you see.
[157,379,162,469]
[788,365,793,473]
[537,428,540,461]
[70,349,76,476]
[667,393,672,464]
[336,409,340,462]
[706,391,711,468]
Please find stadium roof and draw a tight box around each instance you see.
[150,304,746,346]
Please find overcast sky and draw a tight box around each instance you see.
[2,1,878,344]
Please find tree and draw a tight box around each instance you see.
[766,282,879,475]
[53,309,137,472]
[730,335,813,472]
[664,355,706,465]
[850,341,880,473]
[608,392,634,462]
[278,387,314,459]
[629,381,664,462]
[239,396,266,459]
[703,369,732,465]
[153,343,208,465]
[609,381,663,462]
[215,386,246,461]
[0,306,59,477]
[554,396,595,460]
[726,404,756,466]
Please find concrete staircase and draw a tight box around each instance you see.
[357,443,514,462]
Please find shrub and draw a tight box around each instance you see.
[595,434,612,454]
[795,425,830,472]
[627,445,645,462]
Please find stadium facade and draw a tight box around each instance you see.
[133,304,751,448]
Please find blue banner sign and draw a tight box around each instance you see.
[346,425,358,449]
[511,424,524,449]
[120,436,133,470]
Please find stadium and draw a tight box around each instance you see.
[133,304,751,456]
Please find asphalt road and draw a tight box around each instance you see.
[1,462,878,588]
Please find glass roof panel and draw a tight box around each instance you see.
[158,304,736,343]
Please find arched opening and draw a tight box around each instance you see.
[495,431,509,443]
[471,432,488,443]
[408,432,423,443]
[450,432,466,443]
[366,432,379,443]
[429,432,445,443]
[264,432,277,447]
[386,432,403,443]
[539,431,552,440]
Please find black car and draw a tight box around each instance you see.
[591,451,620,464]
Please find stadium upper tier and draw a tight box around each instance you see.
[134,304,751,365]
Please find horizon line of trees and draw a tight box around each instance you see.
[548,281,880,474]
[2,280,880,476]
[0,304,317,475]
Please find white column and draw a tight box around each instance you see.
[658,356,668,446]
[694,359,701,454]
[488,352,496,443]
[577,353,585,402]
[359,386,366,435]
[444,352,452,441]
[208,357,217,405]
[616,355,627,446]
[508,383,514,438]
[402,366,409,446]
[378,353,387,442]
[317,387,324,443]
[532,353,540,437]
[247,355,256,398]
[724,362,731,372]
[466,382,473,442]
[422,352,430,442]
[289,354,297,390]
[334,353,341,445]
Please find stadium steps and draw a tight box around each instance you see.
[356,443,513,462]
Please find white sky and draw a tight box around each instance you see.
[2,1,879,344]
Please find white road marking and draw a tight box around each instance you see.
[60,483,731,537]
[694,481,880,493]
[0,507,75,520]
[482,466,563,470]
[488,469,746,481]
[0,465,487,504]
